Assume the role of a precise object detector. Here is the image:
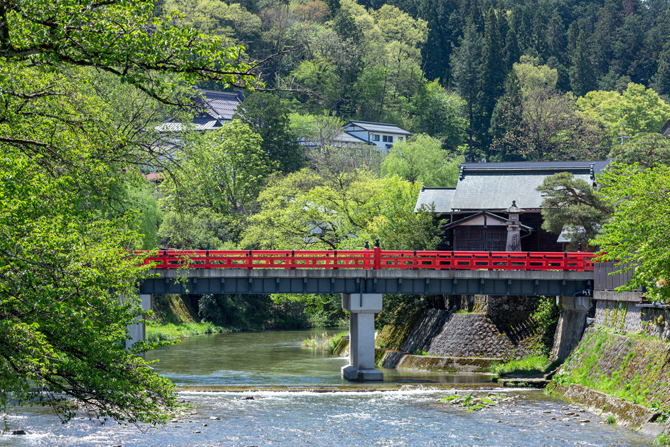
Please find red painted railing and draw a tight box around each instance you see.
[139,249,595,271]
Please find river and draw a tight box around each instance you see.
[0,328,656,446]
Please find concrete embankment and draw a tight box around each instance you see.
[550,325,670,436]
[374,295,556,373]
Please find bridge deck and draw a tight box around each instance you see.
[140,268,594,296]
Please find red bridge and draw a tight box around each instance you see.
[141,249,595,272]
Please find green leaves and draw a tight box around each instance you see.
[594,163,670,303]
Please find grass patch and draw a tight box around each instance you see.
[656,434,670,446]
[606,415,616,424]
[302,331,348,353]
[146,321,230,343]
[491,355,563,377]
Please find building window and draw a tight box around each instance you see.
[372,134,380,141]
[382,135,394,143]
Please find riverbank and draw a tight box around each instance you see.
[547,325,670,440]
[146,321,231,342]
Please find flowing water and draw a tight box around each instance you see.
[0,329,656,446]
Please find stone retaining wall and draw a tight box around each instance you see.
[554,326,670,410]
[595,301,670,341]
[379,296,548,370]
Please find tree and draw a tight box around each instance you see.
[410,80,468,149]
[536,173,612,251]
[450,22,483,161]
[0,0,262,424]
[159,121,272,248]
[576,83,670,143]
[477,7,507,152]
[381,135,463,187]
[234,92,303,173]
[513,56,558,92]
[651,44,670,98]
[0,147,176,424]
[491,87,611,161]
[594,163,670,303]
[570,31,597,96]
[241,169,440,251]
[609,133,670,168]
[504,28,521,71]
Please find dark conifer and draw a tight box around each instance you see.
[570,31,597,96]
[504,27,520,71]
[478,7,506,153]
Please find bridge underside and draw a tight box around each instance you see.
[140,269,593,296]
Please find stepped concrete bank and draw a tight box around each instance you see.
[376,295,555,372]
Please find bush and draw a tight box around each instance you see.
[490,355,563,377]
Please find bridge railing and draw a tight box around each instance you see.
[139,249,595,271]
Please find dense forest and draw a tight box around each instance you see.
[161,0,670,159]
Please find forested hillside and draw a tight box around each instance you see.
[160,0,670,159]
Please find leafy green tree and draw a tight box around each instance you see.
[241,169,440,251]
[576,83,670,143]
[513,56,558,93]
[410,80,468,148]
[0,148,176,424]
[159,121,272,248]
[234,92,303,173]
[594,163,670,302]
[490,87,610,161]
[381,135,463,187]
[609,133,670,167]
[0,0,260,423]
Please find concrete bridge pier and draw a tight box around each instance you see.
[551,295,592,361]
[341,293,384,382]
[126,294,152,357]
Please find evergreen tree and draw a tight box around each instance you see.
[570,31,596,96]
[420,0,452,84]
[651,45,670,98]
[546,14,567,65]
[531,10,549,60]
[477,7,506,154]
[504,27,521,71]
[234,92,302,173]
[450,21,483,161]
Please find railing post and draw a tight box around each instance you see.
[373,238,381,270]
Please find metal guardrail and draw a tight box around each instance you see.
[138,249,595,272]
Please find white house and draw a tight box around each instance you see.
[342,121,412,150]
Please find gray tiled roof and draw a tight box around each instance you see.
[344,121,412,136]
[416,160,610,213]
[415,188,456,213]
[200,90,245,121]
[663,119,670,137]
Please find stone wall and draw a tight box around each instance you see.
[380,295,548,368]
[427,313,542,360]
[595,301,670,341]
[554,326,670,410]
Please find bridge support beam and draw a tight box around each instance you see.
[126,294,152,358]
[551,295,592,361]
[341,293,383,382]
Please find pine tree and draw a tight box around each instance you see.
[478,7,506,154]
[570,31,596,96]
[451,21,483,161]
[504,27,521,71]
